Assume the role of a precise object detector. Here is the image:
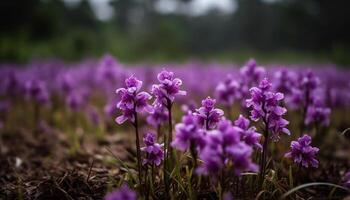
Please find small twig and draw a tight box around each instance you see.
[86,159,94,183]
[54,180,74,200]
[58,172,69,185]
[340,127,350,136]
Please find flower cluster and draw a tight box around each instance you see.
[284,134,319,168]
[280,70,332,128]
[285,70,319,108]
[146,104,168,128]
[234,115,262,150]
[116,76,153,124]
[246,78,290,141]
[194,97,224,130]
[141,133,164,166]
[273,68,297,95]
[4,71,22,97]
[151,69,186,107]
[305,104,331,127]
[104,185,137,200]
[239,59,266,99]
[196,120,258,176]
[215,59,265,108]
[215,74,241,106]
[172,112,205,152]
[25,79,50,104]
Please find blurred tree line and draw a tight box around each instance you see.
[1,0,350,64]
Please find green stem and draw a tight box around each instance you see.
[133,111,143,195]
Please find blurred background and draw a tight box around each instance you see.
[1,0,350,65]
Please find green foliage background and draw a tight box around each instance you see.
[1,0,349,65]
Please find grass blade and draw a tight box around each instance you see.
[281,182,350,199]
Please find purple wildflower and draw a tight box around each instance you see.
[246,78,290,141]
[273,69,297,95]
[240,59,266,85]
[194,97,224,130]
[305,105,331,127]
[215,74,241,106]
[172,112,205,152]
[343,171,350,188]
[151,69,186,107]
[143,132,156,146]
[197,120,258,176]
[234,114,250,130]
[66,92,86,111]
[226,142,259,175]
[141,133,164,166]
[239,59,266,100]
[104,185,137,200]
[234,115,262,150]
[58,73,75,94]
[3,71,22,96]
[115,76,153,124]
[286,70,320,111]
[146,105,168,127]
[284,134,319,168]
[25,79,50,104]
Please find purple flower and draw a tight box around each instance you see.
[234,115,262,150]
[146,105,168,127]
[25,79,50,104]
[234,114,250,130]
[141,133,164,166]
[273,69,297,95]
[239,59,266,100]
[305,105,331,127]
[151,69,186,107]
[196,141,224,176]
[215,74,241,106]
[284,134,319,168]
[57,73,75,94]
[172,112,205,152]
[240,59,266,86]
[97,54,121,85]
[3,71,22,96]
[286,70,320,110]
[143,132,156,146]
[196,120,258,176]
[343,171,350,188]
[116,76,153,124]
[246,78,290,141]
[194,97,224,130]
[226,142,259,174]
[301,70,320,91]
[66,92,85,111]
[104,185,136,200]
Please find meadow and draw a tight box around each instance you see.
[0,56,349,199]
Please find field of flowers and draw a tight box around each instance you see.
[0,55,350,199]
